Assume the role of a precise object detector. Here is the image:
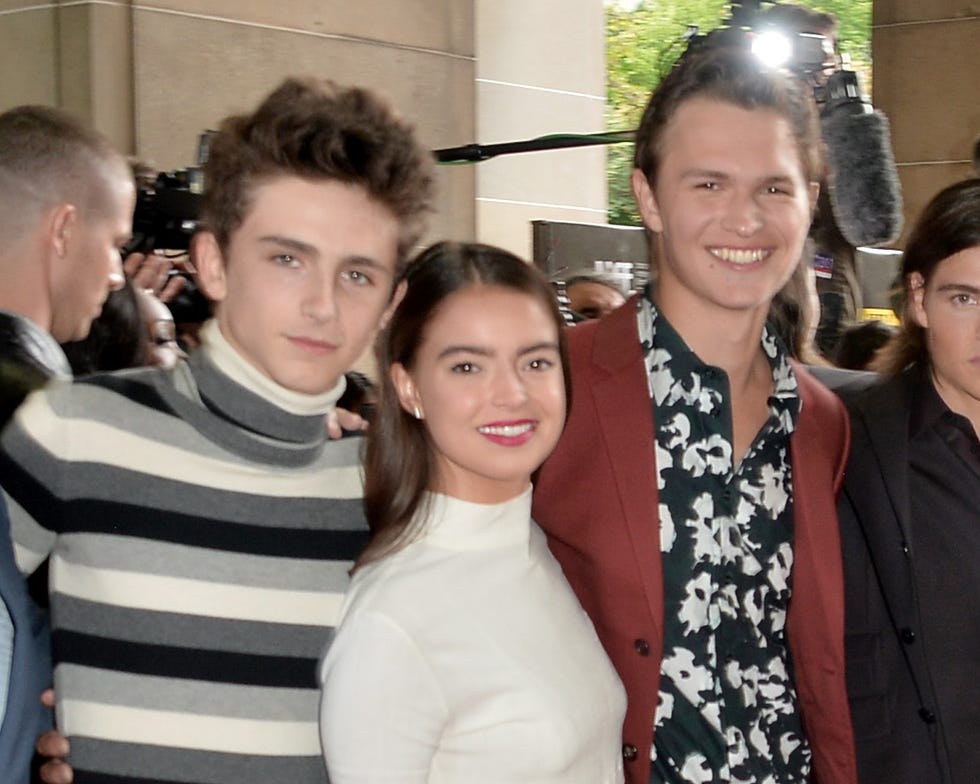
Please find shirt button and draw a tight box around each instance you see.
[634,638,651,656]
[901,541,910,555]
[622,743,638,761]
[919,707,937,724]
[901,628,916,644]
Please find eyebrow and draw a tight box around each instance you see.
[436,341,560,361]
[258,236,390,272]
[935,283,980,295]
[344,256,392,273]
[681,169,797,185]
[259,235,319,256]
[682,168,729,181]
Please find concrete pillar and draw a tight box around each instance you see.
[0,0,478,248]
[473,0,607,257]
[872,0,980,243]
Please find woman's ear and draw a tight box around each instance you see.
[193,232,227,302]
[390,362,423,419]
[808,181,820,218]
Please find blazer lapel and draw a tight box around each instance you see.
[845,374,918,626]
[851,376,915,552]
[590,298,665,630]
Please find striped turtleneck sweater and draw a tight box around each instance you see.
[0,320,368,784]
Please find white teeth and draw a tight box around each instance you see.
[710,247,767,264]
[478,423,533,437]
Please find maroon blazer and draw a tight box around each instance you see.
[532,297,858,784]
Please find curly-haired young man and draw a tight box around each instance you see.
[2,77,433,784]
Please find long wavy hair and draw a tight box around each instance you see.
[355,241,570,572]
[874,178,980,375]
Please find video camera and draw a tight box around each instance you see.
[682,0,872,117]
[124,167,203,257]
[124,133,214,324]
[683,1,837,86]
[681,0,903,249]
[124,130,214,257]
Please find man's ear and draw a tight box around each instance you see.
[808,181,821,218]
[631,168,664,233]
[390,361,421,417]
[908,272,929,329]
[48,204,77,258]
[379,279,407,332]
[193,232,227,302]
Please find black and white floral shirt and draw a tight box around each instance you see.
[638,292,811,784]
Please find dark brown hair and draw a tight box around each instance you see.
[875,178,980,375]
[633,45,823,189]
[768,256,827,365]
[201,77,434,268]
[356,241,570,571]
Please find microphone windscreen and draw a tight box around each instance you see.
[820,107,904,247]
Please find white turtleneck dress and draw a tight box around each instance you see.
[320,487,626,783]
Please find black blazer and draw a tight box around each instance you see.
[837,370,955,783]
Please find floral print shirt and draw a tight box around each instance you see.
[637,293,811,784]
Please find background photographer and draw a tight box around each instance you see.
[756,2,903,358]
[758,4,858,356]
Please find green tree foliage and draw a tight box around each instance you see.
[606,0,872,225]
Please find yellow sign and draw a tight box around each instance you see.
[860,308,900,326]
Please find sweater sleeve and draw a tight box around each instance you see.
[319,608,449,783]
[0,388,68,574]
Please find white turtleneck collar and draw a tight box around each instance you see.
[421,485,534,552]
[200,319,346,417]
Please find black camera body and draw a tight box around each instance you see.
[125,168,204,256]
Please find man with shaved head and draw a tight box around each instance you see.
[0,105,133,423]
[0,104,134,783]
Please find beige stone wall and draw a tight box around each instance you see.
[5,2,979,256]
[130,0,476,248]
[0,0,478,249]
[474,0,607,258]
[872,1,980,245]
[1,1,605,253]
[0,2,58,107]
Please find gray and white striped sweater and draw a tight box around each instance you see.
[0,343,367,784]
